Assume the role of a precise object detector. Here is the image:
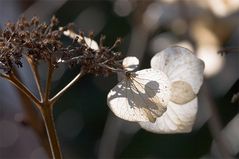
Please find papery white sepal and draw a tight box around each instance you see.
[108,69,171,122]
[151,46,204,94]
[139,98,198,133]
[59,27,99,50]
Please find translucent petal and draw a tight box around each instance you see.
[139,98,198,133]
[0,61,5,69]
[171,81,196,104]
[107,69,171,122]
[151,46,204,94]
[122,56,139,71]
[83,37,99,50]
[61,28,99,50]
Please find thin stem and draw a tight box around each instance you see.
[40,102,62,159]
[13,69,52,157]
[2,73,41,108]
[44,61,53,102]
[50,69,85,104]
[0,72,9,78]
[1,72,51,157]
[26,57,44,102]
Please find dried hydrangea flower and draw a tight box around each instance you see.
[57,28,123,76]
[107,46,204,133]
[0,16,65,73]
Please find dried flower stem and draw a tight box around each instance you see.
[26,57,43,101]
[0,72,52,157]
[40,102,62,159]
[50,69,85,104]
[1,66,62,159]
[1,73,41,108]
[1,66,86,159]
[35,60,63,159]
[13,68,52,157]
[25,57,62,158]
[45,61,53,102]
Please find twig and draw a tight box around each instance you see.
[26,56,44,102]
[1,71,53,157]
[44,61,53,102]
[2,73,41,108]
[13,68,51,157]
[50,69,85,104]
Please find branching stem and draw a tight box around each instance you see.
[50,69,85,104]
[2,73,41,108]
[26,57,44,101]
[1,62,86,159]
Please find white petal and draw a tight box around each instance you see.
[122,56,139,71]
[107,69,171,122]
[170,81,196,104]
[151,46,204,94]
[83,37,99,50]
[0,61,5,69]
[139,98,198,133]
[60,28,99,50]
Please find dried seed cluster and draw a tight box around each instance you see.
[0,16,66,73]
[0,16,124,76]
[60,34,123,76]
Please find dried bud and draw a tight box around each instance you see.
[0,16,66,73]
[58,29,124,76]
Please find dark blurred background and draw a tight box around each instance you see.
[0,0,239,158]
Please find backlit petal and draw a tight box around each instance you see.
[139,98,198,133]
[170,81,196,104]
[122,56,139,71]
[61,28,99,50]
[151,46,204,94]
[107,69,171,122]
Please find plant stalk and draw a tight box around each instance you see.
[44,61,53,102]
[26,56,44,101]
[3,73,41,108]
[50,69,85,104]
[40,103,62,159]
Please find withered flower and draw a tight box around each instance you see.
[0,16,65,73]
[58,29,123,76]
[0,16,124,159]
[0,16,123,77]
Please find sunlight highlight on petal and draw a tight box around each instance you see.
[151,46,204,94]
[107,69,171,122]
[170,81,196,104]
[139,98,198,133]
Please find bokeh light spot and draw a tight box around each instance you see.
[56,109,84,140]
[30,147,48,159]
[113,0,132,17]
[0,120,19,148]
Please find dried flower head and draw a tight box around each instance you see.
[58,29,124,76]
[0,16,124,77]
[0,16,66,73]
